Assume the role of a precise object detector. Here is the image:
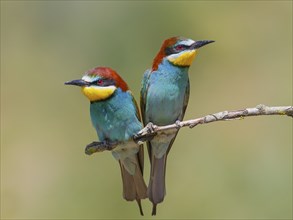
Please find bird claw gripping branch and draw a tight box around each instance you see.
[85,140,119,155]
[133,122,157,144]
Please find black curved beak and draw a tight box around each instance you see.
[191,40,215,49]
[64,79,89,87]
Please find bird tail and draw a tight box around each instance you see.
[119,160,147,216]
[147,154,167,216]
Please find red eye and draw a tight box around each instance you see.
[96,79,103,85]
[175,45,184,51]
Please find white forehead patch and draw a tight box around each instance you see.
[82,75,97,82]
[180,39,195,46]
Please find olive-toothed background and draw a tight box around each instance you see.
[1,1,292,219]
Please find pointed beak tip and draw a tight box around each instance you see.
[202,40,215,46]
[64,79,88,87]
[64,80,76,86]
[192,40,215,49]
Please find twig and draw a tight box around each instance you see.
[85,104,293,155]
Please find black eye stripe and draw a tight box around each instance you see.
[90,78,115,86]
[165,44,190,55]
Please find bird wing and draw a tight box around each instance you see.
[181,78,190,120]
[166,78,190,155]
[129,91,145,175]
[140,69,152,125]
[140,69,153,161]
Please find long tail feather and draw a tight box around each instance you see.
[152,204,157,216]
[148,154,167,215]
[119,160,147,216]
[136,198,144,216]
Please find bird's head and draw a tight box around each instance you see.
[152,36,214,71]
[65,67,128,102]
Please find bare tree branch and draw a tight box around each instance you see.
[85,104,293,155]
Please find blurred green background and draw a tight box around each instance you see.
[1,1,292,219]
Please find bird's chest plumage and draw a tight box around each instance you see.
[90,90,142,142]
[146,67,189,125]
[90,90,142,174]
[91,102,119,138]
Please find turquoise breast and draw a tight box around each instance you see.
[90,88,142,142]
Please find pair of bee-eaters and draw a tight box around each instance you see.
[65,36,214,215]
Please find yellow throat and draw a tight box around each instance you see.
[81,85,116,101]
[168,50,197,66]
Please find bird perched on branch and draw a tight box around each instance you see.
[65,67,147,215]
[140,36,214,215]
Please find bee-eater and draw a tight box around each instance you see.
[140,37,214,215]
[65,67,147,215]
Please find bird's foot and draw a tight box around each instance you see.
[85,140,115,155]
[175,120,182,129]
[134,122,157,143]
